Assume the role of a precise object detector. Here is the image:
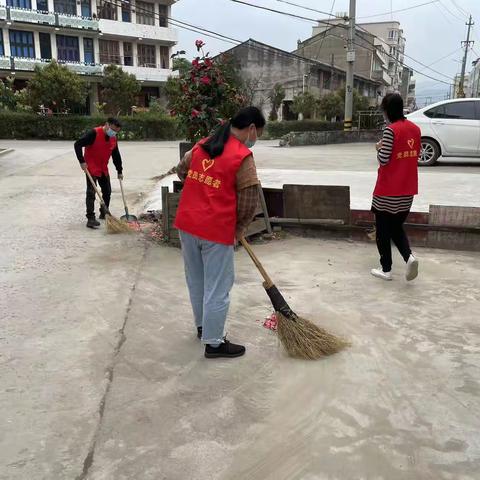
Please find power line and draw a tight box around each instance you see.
[313,0,336,61]
[448,0,470,17]
[438,0,465,21]
[354,26,453,81]
[102,0,347,72]
[105,0,454,88]
[273,0,337,18]
[358,1,439,19]
[419,47,463,71]
[230,0,454,82]
[229,0,325,24]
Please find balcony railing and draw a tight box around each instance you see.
[3,7,98,31]
[0,56,103,75]
[57,12,98,30]
[0,56,11,70]
[9,7,56,24]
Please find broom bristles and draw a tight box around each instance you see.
[105,213,133,234]
[277,312,350,359]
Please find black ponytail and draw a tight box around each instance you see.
[201,106,266,158]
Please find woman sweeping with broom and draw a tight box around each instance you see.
[175,107,348,360]
[175,107,265,359]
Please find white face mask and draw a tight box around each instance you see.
[245,126,257,148]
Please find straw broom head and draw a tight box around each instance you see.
[264,284,349,359]
[105,213,134,234]
[277,313,350,359]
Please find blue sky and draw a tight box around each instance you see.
[172,0,480,101]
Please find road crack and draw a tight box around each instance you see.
[75,242,149,480]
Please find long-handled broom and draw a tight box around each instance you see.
[240,238,349,359]
[85,170,132,234]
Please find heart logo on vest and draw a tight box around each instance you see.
[407,139,415,149]
[202,159,215,172]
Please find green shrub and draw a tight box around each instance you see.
[0,112,179,140]
[265,120,343,139]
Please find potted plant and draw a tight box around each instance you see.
[167,40,247,159]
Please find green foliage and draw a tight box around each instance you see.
[0,77,18,111]
[172,58,191,75]
[0,112,179,140]
[25,61,87,113]
[266,120,343,139]
[147,96,167,114]
[317,92,343,120]
[268,83,286,121]
[166,41,247,142]
[337,88,372,119]
[101,64,141,115]
[291,92,317,119]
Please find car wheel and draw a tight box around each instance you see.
[419,139,440,166]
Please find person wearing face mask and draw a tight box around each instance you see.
[74,117,123,229]
[175,106,266,359]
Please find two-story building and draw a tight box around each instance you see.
[217,39,382,121]
[0,0,178,111]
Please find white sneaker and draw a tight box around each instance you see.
[406,255,419,281]
[371,268,392,281]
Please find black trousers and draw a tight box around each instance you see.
[375,210,412,272]
[86,174,111,219]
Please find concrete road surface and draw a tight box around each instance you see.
[1,141,480,480]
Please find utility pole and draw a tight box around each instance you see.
[458,15,474,98]
[344,0,356,131]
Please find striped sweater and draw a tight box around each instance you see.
[372,127,414,214]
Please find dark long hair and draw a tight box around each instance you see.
[201,106,266,158]
[381,93,406,123]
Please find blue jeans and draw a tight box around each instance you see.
[179,230,235,346]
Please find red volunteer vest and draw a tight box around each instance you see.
[373,119,421,196]
[84,126,117,177]
[174,135,252,245]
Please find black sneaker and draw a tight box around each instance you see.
[205,339,246,359]
[197,326,202,339]
[87,218,100,229]
[99,208,106,220]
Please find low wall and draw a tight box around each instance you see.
[279,129,381,147]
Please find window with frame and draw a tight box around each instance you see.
[54,0,77,15]
[159,45,169,69]
[84,38,94,64]
[122,2,131,22]
[56,35,80,62]
[443,102,477,120]
[138,44,156,67]
[7,0,32,8]
[424,102,477,120]
[159,4,168,27]
[136,1,154,26]
[81,0,91,17]
[39,32,52,59]
[322,71,331,89]
[97,0,117,20]
[99,39,120,64]
[123,42,133,66]
[0,30,4,57]
[9,30,35,58]
[388,30,397,40]
[37,0,48,12]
